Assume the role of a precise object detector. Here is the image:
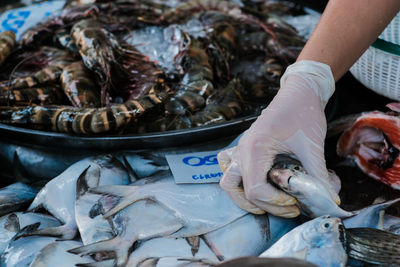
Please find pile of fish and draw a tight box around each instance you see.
[0,0,306,135]
[0,148,399,267]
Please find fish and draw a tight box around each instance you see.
[0,212,60,254]
[0,142,97,181]
[26,155,130,239]
[268,155,349,218]
[1,234,57,267]
[114,152,169,179]
[74,167,121,251]
[337,104,400,189]
[259,216,347,267]
[0,182,37,216]
[70,171,249,265]
[138,257,211,267]
[30,240,93,267]
[122,214,281,267]
[89,171,248,236]
[215,257,318,267]
[345,227,400,266]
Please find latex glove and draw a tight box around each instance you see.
[218,60,340,217]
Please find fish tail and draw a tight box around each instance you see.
[27,190,45,211]
[89,185,142,217]
[75,259,115,267]
[69,237,129,266]
[20,224,76,240]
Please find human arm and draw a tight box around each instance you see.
[218,0,400,217]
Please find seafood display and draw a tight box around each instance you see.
[0,146,398,266]
[1,1,400,267]
[0,0,306,136]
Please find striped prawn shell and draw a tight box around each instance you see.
[0,31,16,65]
[337,110,400,189]
[0,86,65,106]
[0,91,167,135]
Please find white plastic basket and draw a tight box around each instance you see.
[350,13,400,101]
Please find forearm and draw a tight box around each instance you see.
[297,0,400,81]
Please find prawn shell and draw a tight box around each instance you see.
[0,31,16,65]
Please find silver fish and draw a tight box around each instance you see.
[343,198,400,229]
[0,183,37,216]
[30,240,93,267]
[269,163,351,218]
[0,142,96,181]
[0,212,60,254]
[89,171,247,237]
[259,216,347,267]
[138,257,211,267]
[27,155,130,239]
[115,152,169,179]
[74,165,128,248]
[71,171,248,265]
[70,198,185,266]
[1,235,57,267]
[216,257,318,267]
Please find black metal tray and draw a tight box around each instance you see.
[0,0,328,151]
[0,115,257,151]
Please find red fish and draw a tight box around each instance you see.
[337,104,400,189]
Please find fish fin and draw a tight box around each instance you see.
[121,155,138,183]
[75,259,115,267]
[69,237,129,267]
[76,166,100,199]
[17,224,76,240]
[4,213,20,232]
[13,222,40,240]
[89,185,142,217]
[186,236,200,256]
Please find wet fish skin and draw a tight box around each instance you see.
[0,182,37,217]
[216,257,318,267]
[70,198,184,266]
[343,198,400,229]
[74,167,128,250]
[269,168,351,218]
[115,152,169,179]
[0,142,96,181]
[126,236,219,267]
[30,240,93,267]
[27,155,130,239]
[0,236,57,267]
[89,172,247,238]
[260,216,347,267]
[0,212,60,254]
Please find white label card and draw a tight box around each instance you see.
[0,1,66,40]
[166,134,241,184]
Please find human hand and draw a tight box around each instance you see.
[218,60,340,217]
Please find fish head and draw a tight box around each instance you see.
[302,216,345,247]
[268,166,309,197]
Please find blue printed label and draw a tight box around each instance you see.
[166,134,242,184]
[0,1,66,40]
[166,150,223,184]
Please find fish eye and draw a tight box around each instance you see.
[294,166,301,171]
[324,222,331,228]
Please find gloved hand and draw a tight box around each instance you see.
[218,60,340,217]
